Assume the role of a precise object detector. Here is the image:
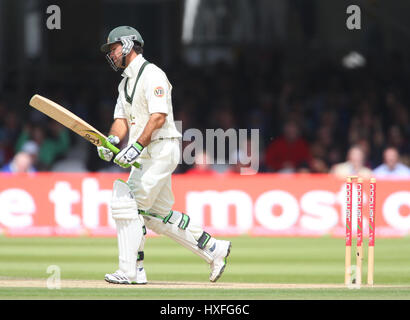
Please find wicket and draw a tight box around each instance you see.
[344,176,376,286]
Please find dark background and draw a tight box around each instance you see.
[0,0,409,173]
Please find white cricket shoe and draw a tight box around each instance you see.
[105,270,136,284]
[209,240,231,282]
[104,268,147,285]
[136,266,147,284]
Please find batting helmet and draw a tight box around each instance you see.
[101,26,144,71]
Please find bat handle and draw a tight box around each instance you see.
[104,140,141,169]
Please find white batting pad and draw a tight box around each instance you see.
[111,179,139,220]
[115,219,143,281]
[111,179,142,280]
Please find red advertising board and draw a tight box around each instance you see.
[0,173,409,238]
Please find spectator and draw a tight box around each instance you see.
[15,122,70,170]
[373,147,410,178]
[309,157,329,173]
[264,120,311,172]
[386,125,410,161]
[0,111,22,164]
[1,152,36,173]
[20,140,39,168]
[330,145,373,179]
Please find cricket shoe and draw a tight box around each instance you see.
[136,266,147,284]
[104,268,147,285]
[209,240,231,282]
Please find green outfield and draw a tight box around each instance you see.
[0,236,409,299]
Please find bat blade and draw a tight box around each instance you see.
[29,94,106,147]
[29,94,140,168]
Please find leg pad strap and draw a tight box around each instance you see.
[162,210,190,230]
[137,251,144,261]
[197,231,211,249]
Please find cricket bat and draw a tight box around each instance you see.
[29,94,139,168]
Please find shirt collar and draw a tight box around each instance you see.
[122,54,145,78]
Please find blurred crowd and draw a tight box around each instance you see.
[0,48,409,178]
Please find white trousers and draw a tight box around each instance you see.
[127,138,180,215]
[126,138,215,263]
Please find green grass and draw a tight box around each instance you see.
[1,236,410,299]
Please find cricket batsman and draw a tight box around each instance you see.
[98,26,232,284]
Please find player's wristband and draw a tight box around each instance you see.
[133,141,144,153]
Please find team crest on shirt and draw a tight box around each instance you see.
[154,86,164,97]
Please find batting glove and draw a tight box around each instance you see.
[97,135,120,162]
[114,141,144,168]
